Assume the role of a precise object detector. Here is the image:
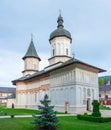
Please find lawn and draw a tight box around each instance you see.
[0,105,64,116]
[0,116,111,130]
[0,106,37,116]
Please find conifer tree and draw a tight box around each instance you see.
[33,94,58,130]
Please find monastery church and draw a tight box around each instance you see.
[12,13,105,113]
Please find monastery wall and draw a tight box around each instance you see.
[16,76,50,108]
[50,65,99,113]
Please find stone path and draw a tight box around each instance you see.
[100,110,111,117]
[0,110,111,118]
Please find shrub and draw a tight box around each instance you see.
[77,114,111,123]
[92,100,101,117]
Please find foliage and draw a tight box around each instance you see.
[77,114,111,123]
[99,76,111,86]
[92,100,101,117]
[32,94,58,130]
[99,105,111,110]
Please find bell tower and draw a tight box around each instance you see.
[48,12,72,65]
[22,35,41,76]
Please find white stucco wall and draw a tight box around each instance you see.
[49,37,71,65]
[16,77,49,109]
[50,65,99,113]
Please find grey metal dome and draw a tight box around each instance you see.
[49,14,72,41]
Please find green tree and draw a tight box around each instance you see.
[33,94,58,130]
[92,100,101,117]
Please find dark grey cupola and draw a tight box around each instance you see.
[49,13,72,41]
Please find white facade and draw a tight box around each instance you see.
[50,65,99,113]
[14,62,100,113]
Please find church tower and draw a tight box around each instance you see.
[22,35,41,76]
[48,13,72,65]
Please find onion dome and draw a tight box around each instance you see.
[49,13,72,41]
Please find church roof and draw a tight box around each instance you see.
[49,14,72,41]
[0,87,16,93]
[12,58,106,85]
[23,37,41,61]
[99,85,111,91]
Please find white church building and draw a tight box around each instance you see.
[12,14,105,113]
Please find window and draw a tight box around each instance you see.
[105,95,108,99]
[53,49,55,56]
[66,48,68,55]
[35,93,37,102]
[34,64,36,70]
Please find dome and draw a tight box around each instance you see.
[49,14,72,41]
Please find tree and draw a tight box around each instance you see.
[33,94,58,130]
[92,100,101,117]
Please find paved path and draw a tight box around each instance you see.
[0,110,111,118]
[100,110,111,117]
[0,114,76,119]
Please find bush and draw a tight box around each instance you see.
[92,100,101,117]
[100,105,111,110]
[77,114,111,123]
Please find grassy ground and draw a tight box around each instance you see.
[0,105,65,116]
[0,116,111,130]
[0,106,38,116]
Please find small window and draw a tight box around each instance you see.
[66,48,68,55]
[53,49,55,56]
[105,95,108,99]
[35,93,37,102]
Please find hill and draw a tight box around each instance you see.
[99,76,111,86]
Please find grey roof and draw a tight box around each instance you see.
[0,87,16,93]
[99,85,111,91]
[12,58,106,85]
[23,39,41,61]
[49,14,72,41]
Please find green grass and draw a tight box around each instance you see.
[0,116,111,130]
[0,105,65,116]
[0,105,38,116]
[0,117,34,130]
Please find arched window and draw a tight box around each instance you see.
[66,48,68,55]
[53,49,55,56]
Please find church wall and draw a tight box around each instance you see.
[50,37,71,56]
[24,58,39,71]
[16,76,50,109]
[49,37,71,65]
[15,82,27,108]
[50,65,99,113]
[50,64,77,112]
[74,68,99,112]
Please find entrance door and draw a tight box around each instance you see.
[65,101,69,113]
[87,98,90,111]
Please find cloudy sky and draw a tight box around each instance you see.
[0,0,111,87]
